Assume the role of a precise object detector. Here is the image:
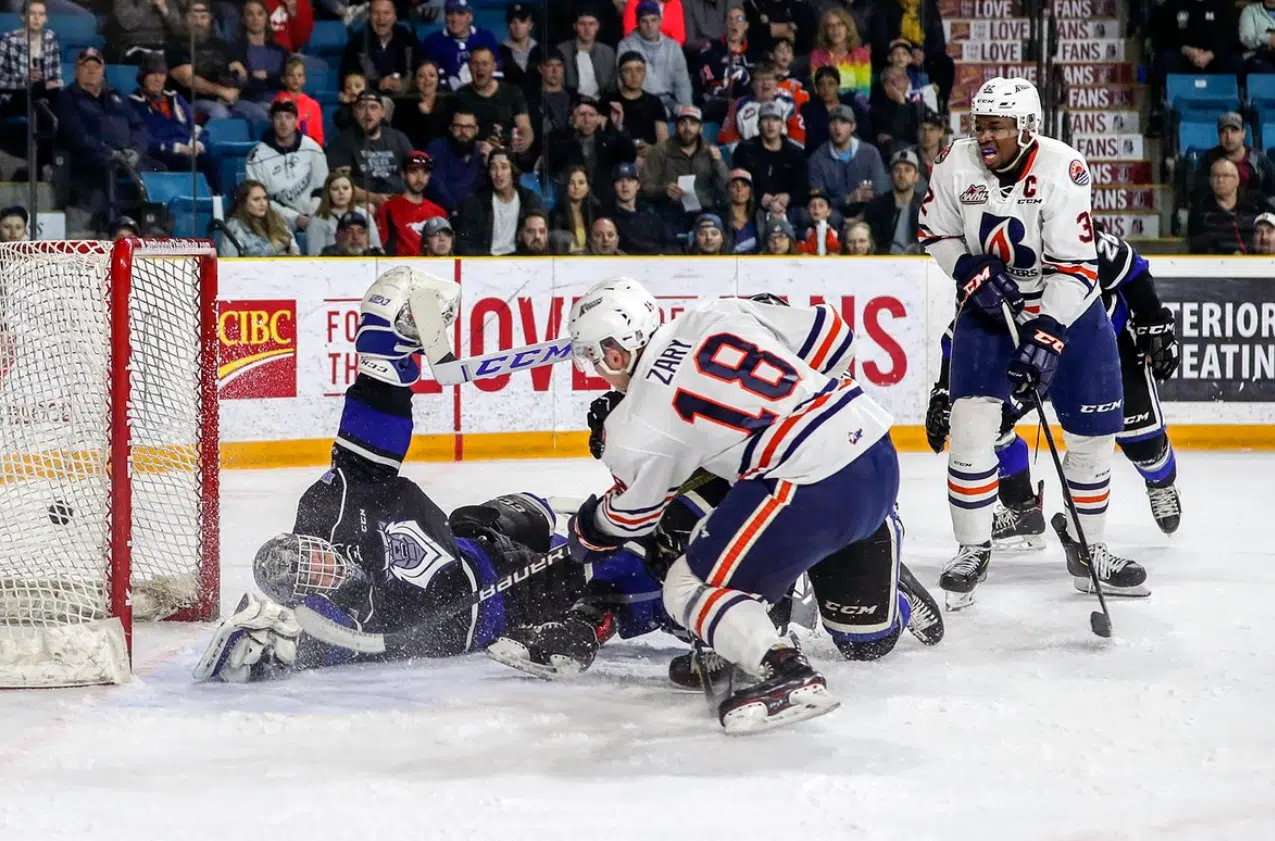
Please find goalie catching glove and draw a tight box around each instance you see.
[355,266,461,387]
[192,593,301,683]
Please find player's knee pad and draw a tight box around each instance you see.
[449,492,556,553]
[1118,432,1169,467]
[949,397,1002,460]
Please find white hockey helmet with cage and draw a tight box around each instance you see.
[970,77,1042,147]
[568,277,662,377]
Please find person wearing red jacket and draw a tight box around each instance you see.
[622,0,685,45]
[376,150,448,256]
[263,0,313,53]
[795,188,840,255]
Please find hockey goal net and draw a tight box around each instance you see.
[0,239,219,688]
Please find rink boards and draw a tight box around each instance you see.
[213,256,1275,467]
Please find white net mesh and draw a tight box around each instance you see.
[0,241,215,685]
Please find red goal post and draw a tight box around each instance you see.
[0,238,219,688]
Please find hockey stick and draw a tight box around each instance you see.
[294,543,571,656]
[1001,302,1113,638]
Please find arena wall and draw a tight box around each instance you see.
[215,256,1275,468]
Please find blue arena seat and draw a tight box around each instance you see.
[1166,73,1240,116]
[307,20,349,58]
[0,13,19,32]
[142,171,213,205]
[49,14,104,49]
[1178,119,1219,156]
[105,64,136,93]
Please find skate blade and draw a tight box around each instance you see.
[944,589,977,611]
[992,533,1046,552]
[485,638,583,680]
[1071,576,1151,598]
[721,685,840,736]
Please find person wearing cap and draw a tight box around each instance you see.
[327,90,415,207]
[622,0,686,45]
[717,60,805,152]
[867,0,953,113]
[0,0,62,120]
[885,37,937,110]
[246,98,329,233]
[320,211,385,256]
[454,148,542,255]
[109,215,140,241]
[1189,112,1275,201]
[0,205,27,242]
[340,0,422,95]
[795,188,839,255]
[607,160,671,254]
[420,214,455,255]
[807,101,887,218]
[862,147,922,255]
[601,51,669,148]
[688,211,729,254]
[376,150,447,256]
[1254,212,1275,254]
[691,4,751,123]
[731,100,809,224]
[543,96,637,204]
[452,45,534,154]
[760,215,796,255]
[166,1,269,123]
[421,0,499,92]
[128,52,219,189]
[498,3,547,97]
[908,108,945,191]
[641,103,729,226]
[1188,157,1266,254]
[724,167,760,252]
[558,6,616,99]
[869,65,919,159]
[617,0,692,113]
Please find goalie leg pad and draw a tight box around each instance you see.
[192,593,302,683]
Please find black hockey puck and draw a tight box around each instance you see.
[48,499,72,525]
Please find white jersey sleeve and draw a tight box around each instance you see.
[1037,151,1099,326]
[918,142,970,277]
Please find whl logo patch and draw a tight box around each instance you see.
[960,184,989,204]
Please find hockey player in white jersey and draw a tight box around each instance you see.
[918,77,1149,608]
[559,278,900,734]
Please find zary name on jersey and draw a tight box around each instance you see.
[647,338,692,385]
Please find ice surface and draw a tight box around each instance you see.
[2,452,1274,841]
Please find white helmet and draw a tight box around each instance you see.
[568,277,661,376]
[971,77,1042,147]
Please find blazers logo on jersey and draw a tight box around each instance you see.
[960,184,988,204]
[380,520,456,591]
[1069,159,1090,186]
[979,213,1037,273]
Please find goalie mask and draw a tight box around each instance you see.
[253,533,356,605]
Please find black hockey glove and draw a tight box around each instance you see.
[1008,315,1066,398]
[1132,307,1180,381]
[567,495,622,564]
[954,254,1024,323]
[925,383,950,454]
[587,391,625,459]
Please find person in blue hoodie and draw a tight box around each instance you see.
[128,53,219,191]
[421,0,500,91]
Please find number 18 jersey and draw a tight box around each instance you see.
[594,298,894,541]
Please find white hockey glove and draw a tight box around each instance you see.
[356,266,461,387]
[192,592,301,683]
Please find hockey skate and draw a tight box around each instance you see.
[717,644,840,736]
[938,542,991,610]
[1051,513,1150,597]
[668,646,732,691]
[1146,478,1182,535]
[899,562,944,645]
[991,481,1047,550]
[486,607,614,679]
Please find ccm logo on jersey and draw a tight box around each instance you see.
[960,184,989,204]
[823,601,879,616]
[1069,160,1091,186]
[1081,400,1122,413]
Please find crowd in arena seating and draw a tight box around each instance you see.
[0,0,951,254]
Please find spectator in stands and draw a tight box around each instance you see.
[809,8,870,101]
[743,0,816,57]
[607,160,670,254]
[544,96,637,202]
[795,188,838,254]
[641,104,729,227]
[392,58,451,149]
[909,108,944,192]
[514,209,552,255]
[862,147,920,254]
[327,91,414,208]
[622,0,686,44]
[334,71,367,132]
[692,4,751,123]
[306,171,381,255]
[129,53,217,188]
[808,103,888,219]
[724,167,758,252]
[168,1,268,122]
[321,211,386,256]
[617,1,693,114]
[885,37,936,111]
[802,66,869,158]
[499,3,545,96]
[718,61,804,151]
[110,215,139,239]
[688,211,729,253]
[559,6,615,99]
[1241,0,1275,74]
[246,99,327,233]
[870,65,919,158]
[732,101,808,222]
[1188,158,1264,254]
[453,46,533,155]
[424,107,484,210]
[0,205,27,242]
[420,214,454,255]
[589,216,623,254]
[0,0,62,119]
[603,52,669,150]
[525,48,572,162]
[760,215,795,254]
[455,148,540,255]
[842,219,873,254]
[376,150,446,255]
[1150,0,1240,126]
[1254,212,1275,254]
[422,0,498,91]
[272,57,323,144]
[107,0,186,64]
[220,178,301,255]
[769,36,808,107]
[868,0,953,112]
[236,0,290,111]
[1190,112,1275,201]
[263,0,313,55]
[549,164,602,253]
[341,0,420,97]
[684,0,743,52]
